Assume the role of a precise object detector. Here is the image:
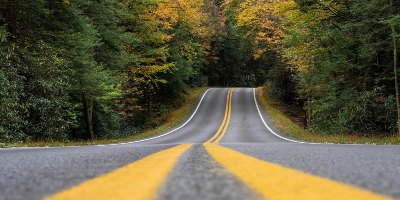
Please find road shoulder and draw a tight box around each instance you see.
[256,87,400,145]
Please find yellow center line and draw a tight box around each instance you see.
[205,88,232,143]
[47,144,192,200]
[205,88,234,144]
[213,88,234,143]
[204,144,391,200]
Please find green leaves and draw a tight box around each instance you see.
[382,15,400,30]
[281,0,399,134]
[227,0,399,134]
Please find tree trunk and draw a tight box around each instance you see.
[304,99,312,129]
[391,0,400,134]
[303,108,308,129]
[148,93,152,117]
[226,64,231,87]
[4,1,18,40]
[391,25,400,134]
[83,97,94,140]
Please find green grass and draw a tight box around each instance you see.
[2,87,207,148]
[256,87,400,145]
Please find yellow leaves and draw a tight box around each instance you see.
[237,0,272,26]
[236,0,289,57]
[253,48,265,59]
[150,1,178,30]
[235,0,340,71]
[283,42,314,72]
[130,63,175,77]
[275,1,340,74]
[145,63,175,74]
[273,0,297,17]
[160,34,173,42]
[128,63,175,92]
[145,0,217,59]
[149,0,215,42]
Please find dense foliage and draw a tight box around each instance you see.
[233,0,400,135]
[1,0,399,143]
[0,0,222,142]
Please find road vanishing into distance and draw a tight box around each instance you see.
[1,88,400,200]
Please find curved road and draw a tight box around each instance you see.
[1,88,400,200]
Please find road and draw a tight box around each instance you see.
[1,88,400,200]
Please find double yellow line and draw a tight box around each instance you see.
[48,89,235,200]
[205,88,234,144]
[48,87,391,200]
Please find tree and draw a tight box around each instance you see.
[389,0,400,134]
[0,1,74,141]
[279,0,398,134]
[0,23,24,142]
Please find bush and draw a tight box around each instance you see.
[310,88,397,135]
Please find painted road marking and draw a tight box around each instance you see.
[48,144,192,200]
[205,144,391,200]
[253,88,368,146]
[7,89,211,150]
[205,88,232,143]
[213,88,234,143]
[252,88,306,144]
[121,88,212,145]
[206,88,234,143]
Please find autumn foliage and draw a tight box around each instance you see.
[1,0,399,143]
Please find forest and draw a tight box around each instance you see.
[0,0,399,143]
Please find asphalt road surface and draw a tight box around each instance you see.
[1,88,400,200]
